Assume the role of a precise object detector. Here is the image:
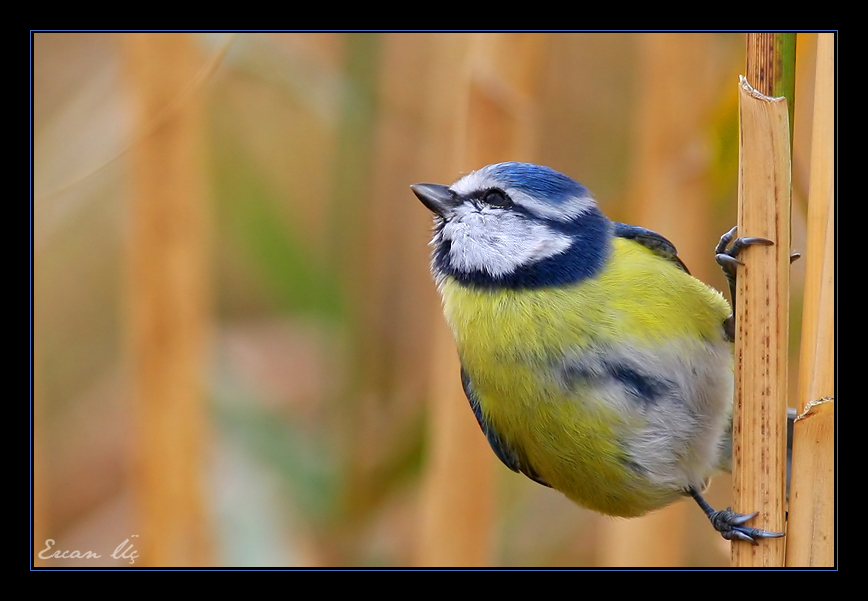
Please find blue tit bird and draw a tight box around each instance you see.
[411,161,784,544]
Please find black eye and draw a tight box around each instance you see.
[483,189,512,207]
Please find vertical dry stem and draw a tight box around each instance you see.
[124,32,211,567]
[732,76,790,567]
[785,32,835,567]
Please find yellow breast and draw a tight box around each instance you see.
[438,237,732,516]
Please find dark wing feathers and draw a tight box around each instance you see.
[612,222,690,274]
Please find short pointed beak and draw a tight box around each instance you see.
[411,183,459,217]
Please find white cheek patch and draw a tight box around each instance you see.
[441,206,572,276]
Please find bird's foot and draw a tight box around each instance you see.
[715,226,799,300]
[707,507,785,545]
[714,226,774,301]
[715,227,784,341]
[689,487,784,545]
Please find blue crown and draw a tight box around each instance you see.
[486,162,591,211]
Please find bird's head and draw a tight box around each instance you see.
[411,162,612,290]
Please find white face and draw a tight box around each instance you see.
[438,204,573,277]
[434,165,597,278]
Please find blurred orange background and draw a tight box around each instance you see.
[32,32,820,567]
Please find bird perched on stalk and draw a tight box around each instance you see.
[411,161,784,543]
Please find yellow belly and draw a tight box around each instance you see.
[439,237,732,516]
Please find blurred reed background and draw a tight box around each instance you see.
[33,32,821,567]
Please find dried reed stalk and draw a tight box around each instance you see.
[785,32,835,568]
[124,32,211,567]
[732,74,791,567]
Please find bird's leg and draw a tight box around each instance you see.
[688,487,784,545]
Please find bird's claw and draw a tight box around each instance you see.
[715,253,744,268]
[715,226,774,280]
[715,227,776,327]
[709,507,785,545]
[690,487,785,544]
